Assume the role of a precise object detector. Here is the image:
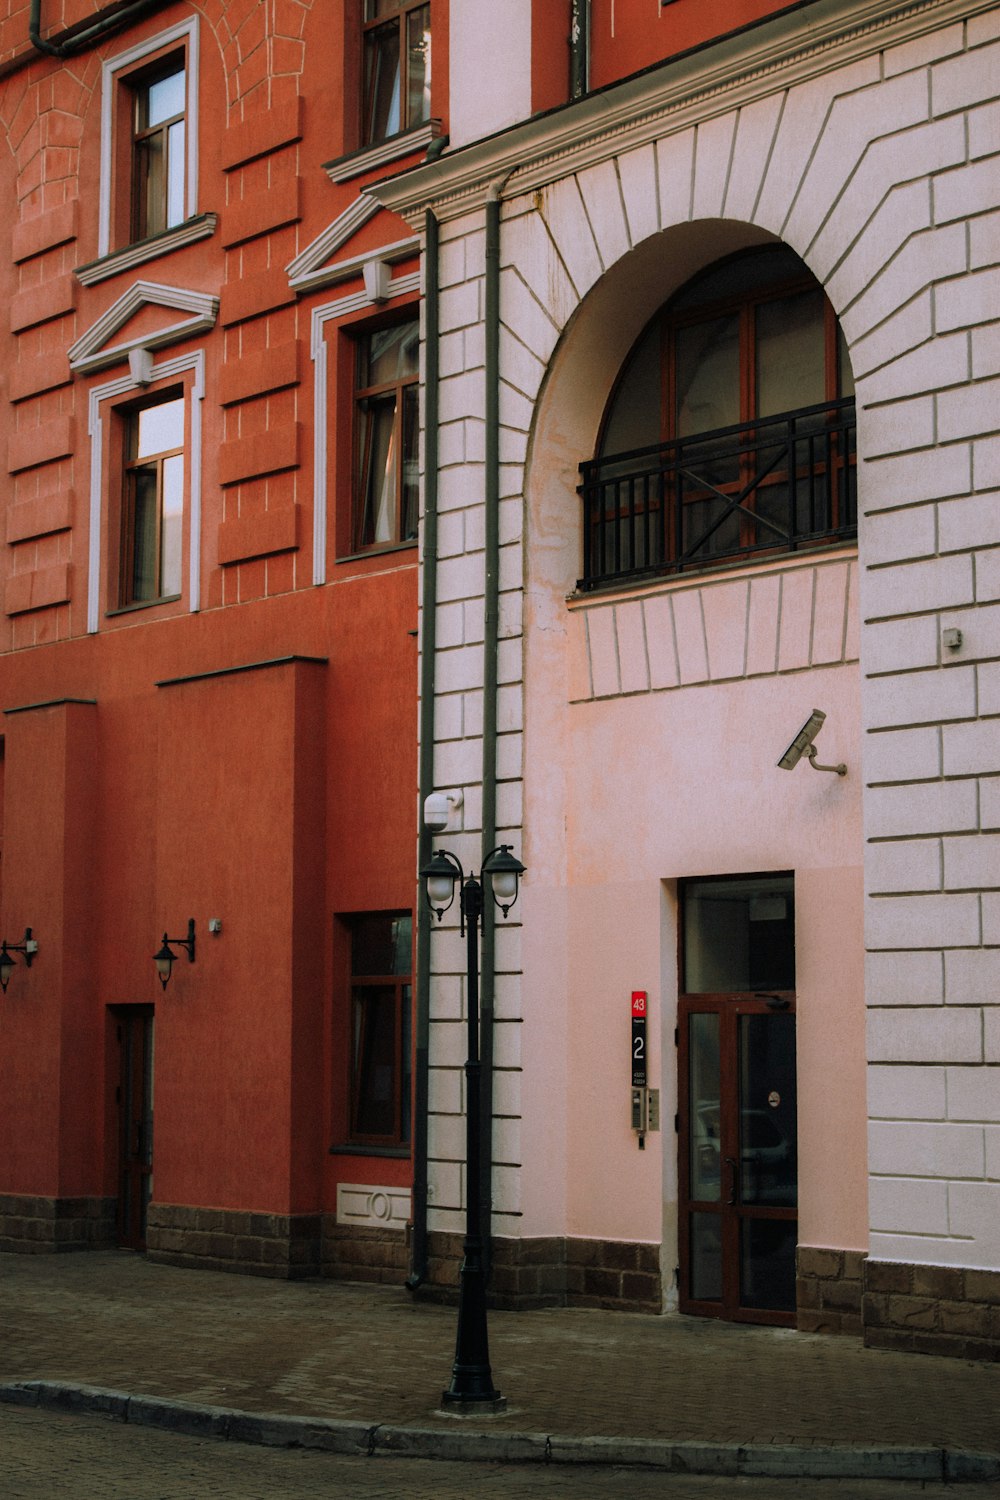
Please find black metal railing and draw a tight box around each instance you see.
[579,397,857,591]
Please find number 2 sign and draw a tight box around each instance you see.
[631,990,647,1087]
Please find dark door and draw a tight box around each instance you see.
[677,875,798,1326]
[114,1006,155,1249]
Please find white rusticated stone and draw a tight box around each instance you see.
[969,100,1000,159]
[973,325,1000,378]
[492,1116,521,1164]
[433,693,464,743]
[577,158,631,268]
[499,327,545,403]
[435,509,467,561]
[973,435,1000,492]
[860,332,970,404]
[498,588,523,640]
[434,643,485,695]
[883,22,964,79]
[587,606,620,699]
[860,503,936,569]
[501,211,579,330]
[438,368,486,425]
[935,158,1000,231]
[860,394,936,457]
[439,280,481,335]
[936,267,1000,334]
[427,1066,462,1117]
[865,838,942,894]
[939,492,1000,553]
[493,1019,522,1071]
[617,142,660,248]
[943,832,1000,890]
[866,1005,981,1064]
[861,664,976,730]
[430,1020,471,1071]
[970,212,1000,270]
[463,504,485,555]
[865,891,980,949]
[462,688,484,739]
[827,182,933,321]
[498,424,528,466]
[988,1126,1000,1179]
[434,600,465,650]
[496,684,523,733]
[655,127,696,225]
[691,112,737,222]
[615,599,650,695]
[428,1112,465,1162]
[435,554,483,606]
[437,420,466,470]
[865,947,944,1005]
[969,9,1000,44]
[495,777,523,833]
[643,593,680,690]
[702,579,748,682]
[433,736,482,789]
[491,1164,522,1215]
[863,552,974,621]
[494,730,522,783]
[863,725,941,784]
[438,462,483,512]
[868,1175,949,1235]
[723,92,784,223]
[496,636,522,687]
[672,590,709,685]
[932,41,1000,117]
[868,1118,985,1178]
[947,1066,1000,1121]
[463,596,485,646]
[810,562,851,665]
[777,567,814,673]
[863,614,940,675]
[868,1063,947,1119]
[492,1068,522,1118]
[539,175,603,299]
[757,56,880,239]
[464,418,486,464]
[745,571,781,677]
[944,946,1000,1004]
[841,223,968,348]
[982,778,1000,832]
[790,73,931,272]
[938,376,1000,444]
[499,378,534,434]
[861,443,973,512]
[499,270,559,364]
[850,290,933,381]
[948,1181,1000,1260]
[438,233,467,290]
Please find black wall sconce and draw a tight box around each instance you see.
[0,928,37,992]
[154,919,196,989]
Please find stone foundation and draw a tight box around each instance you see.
[863,1259,1000,1362]
[0,1194,116,1253]
[145,1205,322,1279]
[322,1221,410,1284]
[796,1245,864,1336]
[420,1232,662,1312]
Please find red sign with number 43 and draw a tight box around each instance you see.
[631,991,647,1017]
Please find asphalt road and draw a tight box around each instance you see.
[5,1406,999,1500]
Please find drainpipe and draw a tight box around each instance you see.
[478,172,512,1273]
[407,206,441,1291]
[569,0,591,100]
[29,0,170,56]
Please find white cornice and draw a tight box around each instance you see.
[368,0,997,224]
[323,119,442,185]
[75,214,218,287]
[69,281,219,373]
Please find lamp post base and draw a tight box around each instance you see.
[440,1390,507,1415]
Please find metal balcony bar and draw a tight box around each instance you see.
[579,397,857,591]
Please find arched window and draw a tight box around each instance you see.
[580,247,856,589]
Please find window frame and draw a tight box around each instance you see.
[128,55,188,245]
[117,390,186,610]
[351,316,420,556]
[361,0,432,148]
[99,19,200,260]
[341,910,414,1150]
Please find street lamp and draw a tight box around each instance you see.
[420,842,525,1412]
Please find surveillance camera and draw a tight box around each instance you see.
[777,709,827,771]
[423,789,463,832]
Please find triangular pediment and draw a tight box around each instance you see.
[286,192,419,295]
[68,281,219,374]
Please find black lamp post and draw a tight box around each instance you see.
[420,842,525,1411]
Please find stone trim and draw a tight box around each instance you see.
[797,1246,865,1337]
[863,1259,1000,1362]
[322,1221,410,1284]
[0,1195,115,1253]
[420,1233,662,1312]
[145,1205,322,1279]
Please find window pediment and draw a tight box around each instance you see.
[68,281,219,375]
[286,194,418,296]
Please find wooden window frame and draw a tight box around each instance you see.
[352,317,420,555]
[116,390,186,611]
[362,0,432,146]
[127,53,187,244]
[342,911,414,1149]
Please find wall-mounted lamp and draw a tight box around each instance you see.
[777,709,847,777]
[154,919,196,989]
[0,928,37,992]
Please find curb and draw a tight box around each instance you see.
[3,1381,1000,1484]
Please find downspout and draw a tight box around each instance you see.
[407,205,441,1290]
[569,0,591,100]
[478,171,512,1272]
[29,0,171,56]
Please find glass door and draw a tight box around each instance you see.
[677,875,797,1325]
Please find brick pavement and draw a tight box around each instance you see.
[1,1252,998,1480]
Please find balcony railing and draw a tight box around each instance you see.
[579,397,857,591]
